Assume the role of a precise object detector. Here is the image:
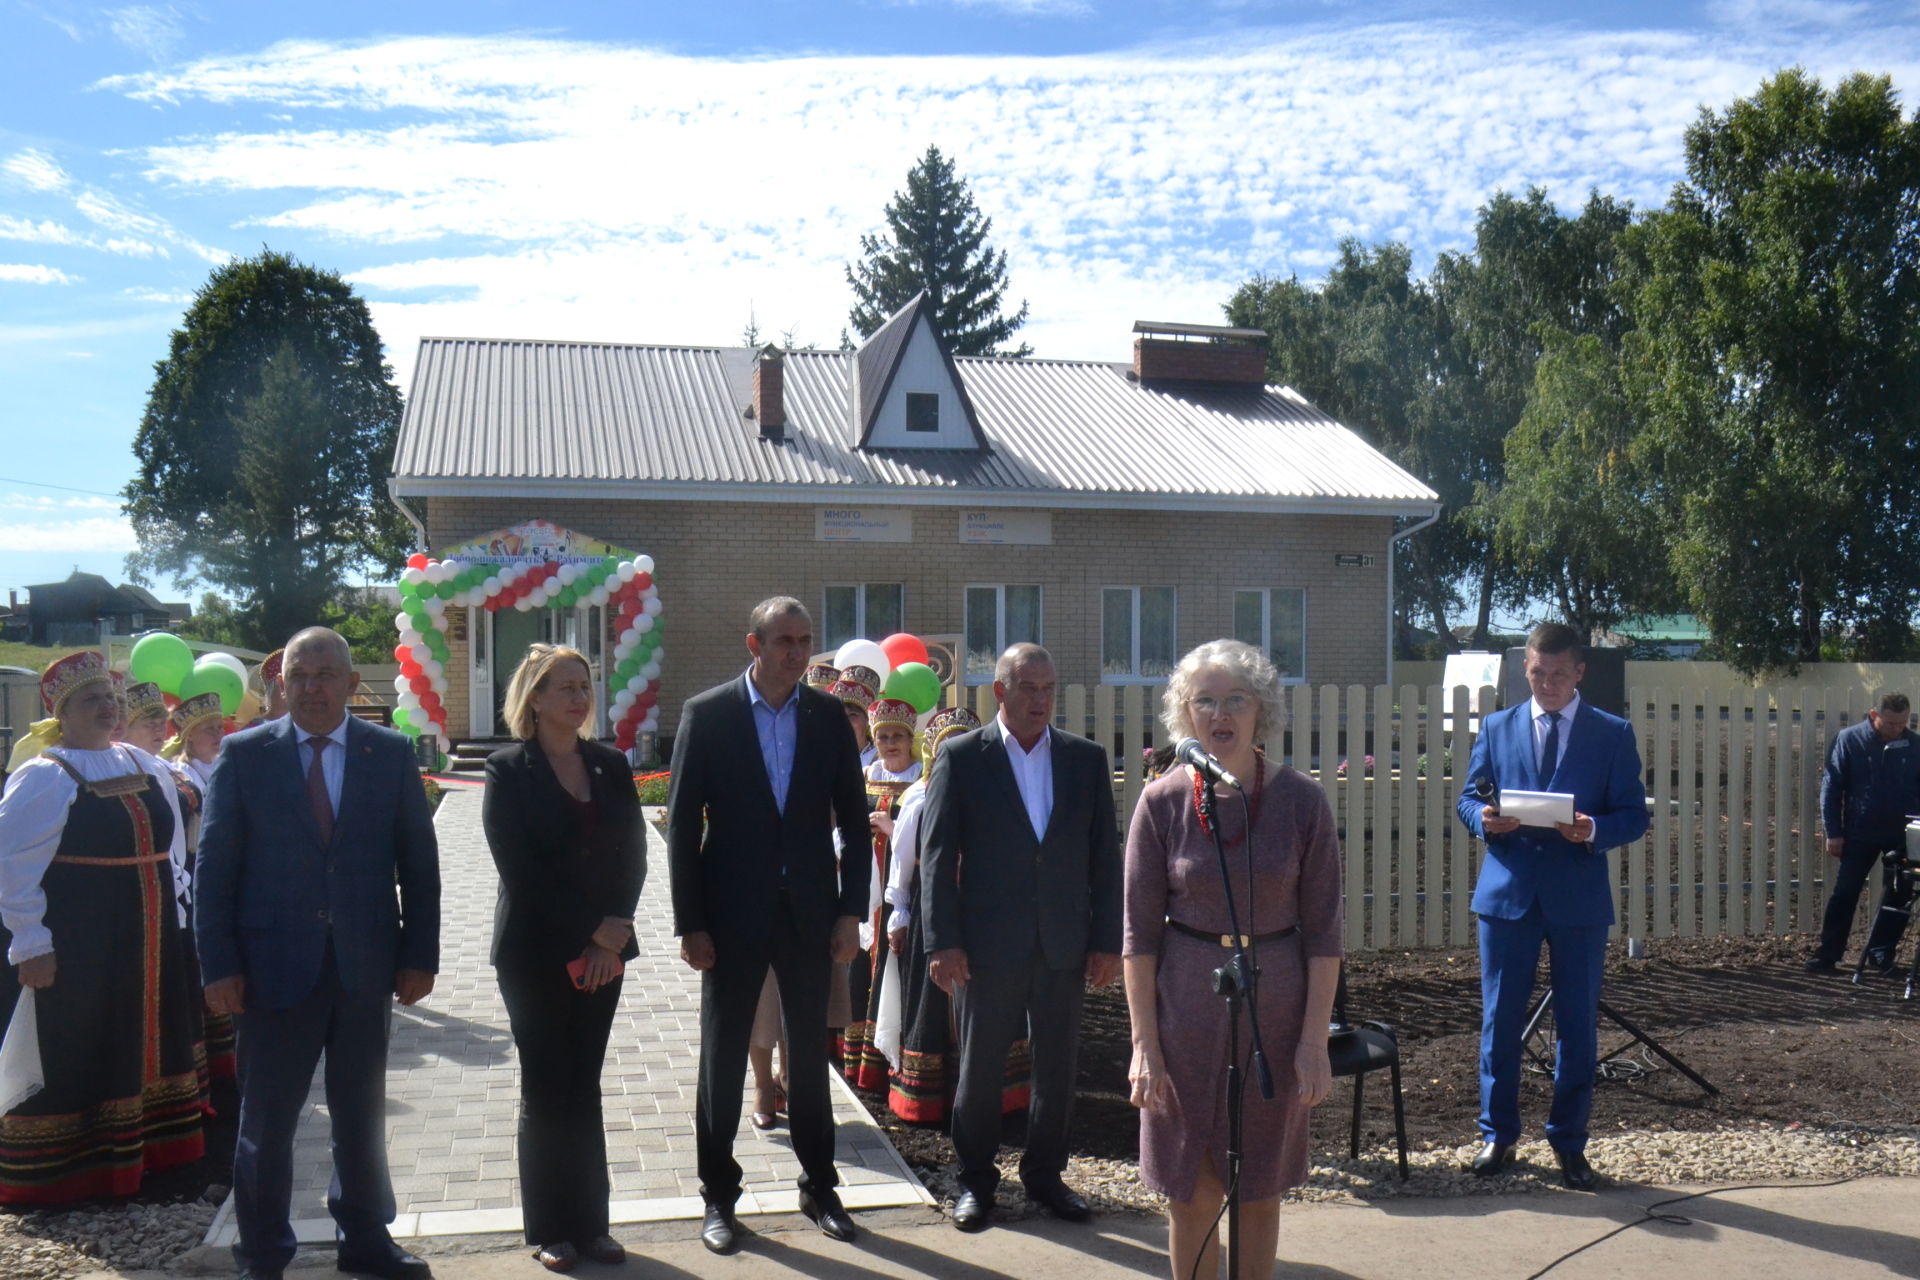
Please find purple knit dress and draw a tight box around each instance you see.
[1122,763,1344,1202]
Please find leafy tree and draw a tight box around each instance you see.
[124,250,408,650]
[1494,330,1677,639]
[1622,70,1920,673]
[846,145,1032,356]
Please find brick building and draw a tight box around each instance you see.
[388,297,1440,743]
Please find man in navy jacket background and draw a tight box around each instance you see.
[1809,691,1920,973]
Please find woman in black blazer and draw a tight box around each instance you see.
[481,644,646,1273]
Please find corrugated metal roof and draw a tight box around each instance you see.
[391,336,1440,511]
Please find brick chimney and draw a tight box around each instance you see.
[1132,321,1268,387]
[754,345,785,441]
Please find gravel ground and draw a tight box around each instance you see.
[0,1196,218,1280]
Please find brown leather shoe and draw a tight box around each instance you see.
[533,1242,576,1273]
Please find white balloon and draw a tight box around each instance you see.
[613,640,633,661]
[483,576,502,596]
[835,639,890,680]
[425,659,444,679]
[556,563,578,585]
[641,661,661,681]
[402,567,425,585]
[641,597,663,618]
[393,612,412,632]
[620,627,640,648]
[584,585,605,606]
[398,692,421,712]
[423,596,446,614]
[399,629,423,649]
[514,596,533,612]
[617,562,636,582]
[613,689,635,709]
[633,615,655,634]
[201,651,249,686]
[393,674,411,693]
[640,711,659,732]
[635,554,655,575]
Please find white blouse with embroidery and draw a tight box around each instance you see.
[0,745,189,964]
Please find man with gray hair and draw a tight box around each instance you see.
[921,642,1122,1231]
[197,627,441,1280]
[1809,691,1920,973]
[668,597,871,1253]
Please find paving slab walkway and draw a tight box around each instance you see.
[206,786,930,1249]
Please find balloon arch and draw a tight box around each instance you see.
[392,550,663,752]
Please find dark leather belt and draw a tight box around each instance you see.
[1166,920,1299,948]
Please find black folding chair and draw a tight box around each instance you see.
[1326,974,1409,1179]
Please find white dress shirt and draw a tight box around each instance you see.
[294,716,349,817]
[0,744,189,963]
[1528,691,1581,780]
[1000,715,1054,842]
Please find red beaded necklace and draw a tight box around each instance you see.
[1191,752,1265,845]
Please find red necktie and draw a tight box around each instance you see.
[307,736,334,845]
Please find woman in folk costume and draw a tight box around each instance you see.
[159,691,237,1082]
[247,648,287,727]
[877,706,1032,1123]
[115,682,171,758]
[0,651,206,1203]
[821,665,882,1063]
[841,696,921,1091]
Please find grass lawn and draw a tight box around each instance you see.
[0,640,67,672]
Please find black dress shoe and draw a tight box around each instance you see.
[1468,1141,1515,1176]
[578,1234,625,1265]
[1556,1147,1599,1191]
[336,1241,432,1279]
[951,1189,991,1232]
[800,1187,858,1243]
[701,1203,739,1254]
[238,1270,284,1280]
[1804,955,1839,973]
[1024,1179,1092,1222]
[533,1242,577,1273]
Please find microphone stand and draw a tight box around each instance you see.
[1196,777,1275,1280]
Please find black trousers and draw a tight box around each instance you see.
[1818,839,1915,964]
[497,963,622,1246]
[950,950,1084,1196]
[694,899,839,1206]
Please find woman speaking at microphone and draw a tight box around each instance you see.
[483,644,646,1272]
[1122,639,1343,1280]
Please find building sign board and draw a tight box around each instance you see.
[816,508,913,543]
[959,510,1053,545]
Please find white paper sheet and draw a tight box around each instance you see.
[1497,789,1576,827]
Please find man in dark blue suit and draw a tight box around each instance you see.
[1455,623,1646,1191]
[197,628,441,1280]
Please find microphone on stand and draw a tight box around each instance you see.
[1174,737,1244,790]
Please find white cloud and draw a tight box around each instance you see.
[1,494,123,511]
[120,285,194,303]
[0,264,81,284]
[0,516,138,553]
[0,214,162,257]
[93,23,1920,369]
[3,148,72,192]
[105,5,186,62]
[1709,0,1873,27]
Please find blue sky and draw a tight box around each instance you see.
[3,0,1918,606]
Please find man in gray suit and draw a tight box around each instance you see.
[921,643,1122,1232]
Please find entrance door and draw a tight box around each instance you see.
[490,607,543,735]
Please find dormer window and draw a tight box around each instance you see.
[906,393,939,433]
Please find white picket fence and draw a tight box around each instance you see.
[1008,682,1864,954]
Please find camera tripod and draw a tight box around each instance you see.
[1850,851,1919,1000]
[1521,986,1717,1097]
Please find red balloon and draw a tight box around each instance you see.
[880,632,929,668]
[399,662,421,679]
[392,643,410,663]
[408,675,429,695]
[163,693,181,711]
[634,572,652,590]
[407,553,429,570]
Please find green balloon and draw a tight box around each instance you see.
[180,660,245,715]
[883,661,941,715]
[129,632,195,696]
[392,707,411,730]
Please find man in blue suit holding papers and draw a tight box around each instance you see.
[1455,622,1647,1191]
